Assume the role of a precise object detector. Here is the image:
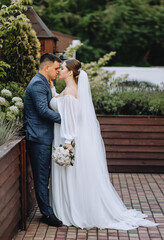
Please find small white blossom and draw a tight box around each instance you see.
[0,97,9,107]
[1,89,12,97]
[9,105,19,115]
[12,97,23,102]
[15,101,24,109]
[0,97,6,105]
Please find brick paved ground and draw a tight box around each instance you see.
[13,173,164,240]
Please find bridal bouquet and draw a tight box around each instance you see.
[52,144,75,167]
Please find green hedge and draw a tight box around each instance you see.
[94,87,164,115]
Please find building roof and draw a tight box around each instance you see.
[52,31,80,52]
[24,6,57,39]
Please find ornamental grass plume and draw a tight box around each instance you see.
[0,117,22,146]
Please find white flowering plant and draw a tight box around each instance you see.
[63,43,117,108]
[65,41,83,59]
[52,143,75,167]
[1,89,12,98]
[0,88,24,121]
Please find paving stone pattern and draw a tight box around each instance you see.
[13,173,164,240]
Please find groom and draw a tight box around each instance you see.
[24,53,62,227]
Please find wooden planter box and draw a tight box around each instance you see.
[0,137,36,240]
[97,115,164,173]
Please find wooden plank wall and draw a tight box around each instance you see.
[0,139,22,240]
[97,115,164,173]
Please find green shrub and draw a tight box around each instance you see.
[55,76,66,94]
[0,61,10,80]
[0,81,25,100]
[94,87,164,115]
[0,0,40,86]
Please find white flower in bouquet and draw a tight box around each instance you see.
[52,144,75,167]
[12,97,23,103]
[1,89,12,97]
[0,97,9,107]
[9,105,19,115]
[15,101,24,109]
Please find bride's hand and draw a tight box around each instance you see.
[65,143,73,151]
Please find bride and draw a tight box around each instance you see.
[49,59,158,230]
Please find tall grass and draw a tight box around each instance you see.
[0,117,22,146]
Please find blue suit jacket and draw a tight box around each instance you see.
[24,72,61,145]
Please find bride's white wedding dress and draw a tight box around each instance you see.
[49,71,158,230]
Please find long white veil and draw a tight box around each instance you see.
[77,70,109,176]
[74,70,158,229]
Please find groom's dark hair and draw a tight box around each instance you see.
[40,53,61,69]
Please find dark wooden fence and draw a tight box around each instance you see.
[97,115,164,173]
[0,137,36,240]
[0,138,23,240]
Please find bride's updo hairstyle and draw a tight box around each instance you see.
[65,59,81,84]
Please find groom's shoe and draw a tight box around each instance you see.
[43,214,63,227]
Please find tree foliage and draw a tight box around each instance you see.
[1,0,164,66]
[102,0,164,66]
[32,0,164,66]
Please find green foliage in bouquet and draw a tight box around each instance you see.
[0,0,40,86]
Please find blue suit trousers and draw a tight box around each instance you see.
[27,140,54,216]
